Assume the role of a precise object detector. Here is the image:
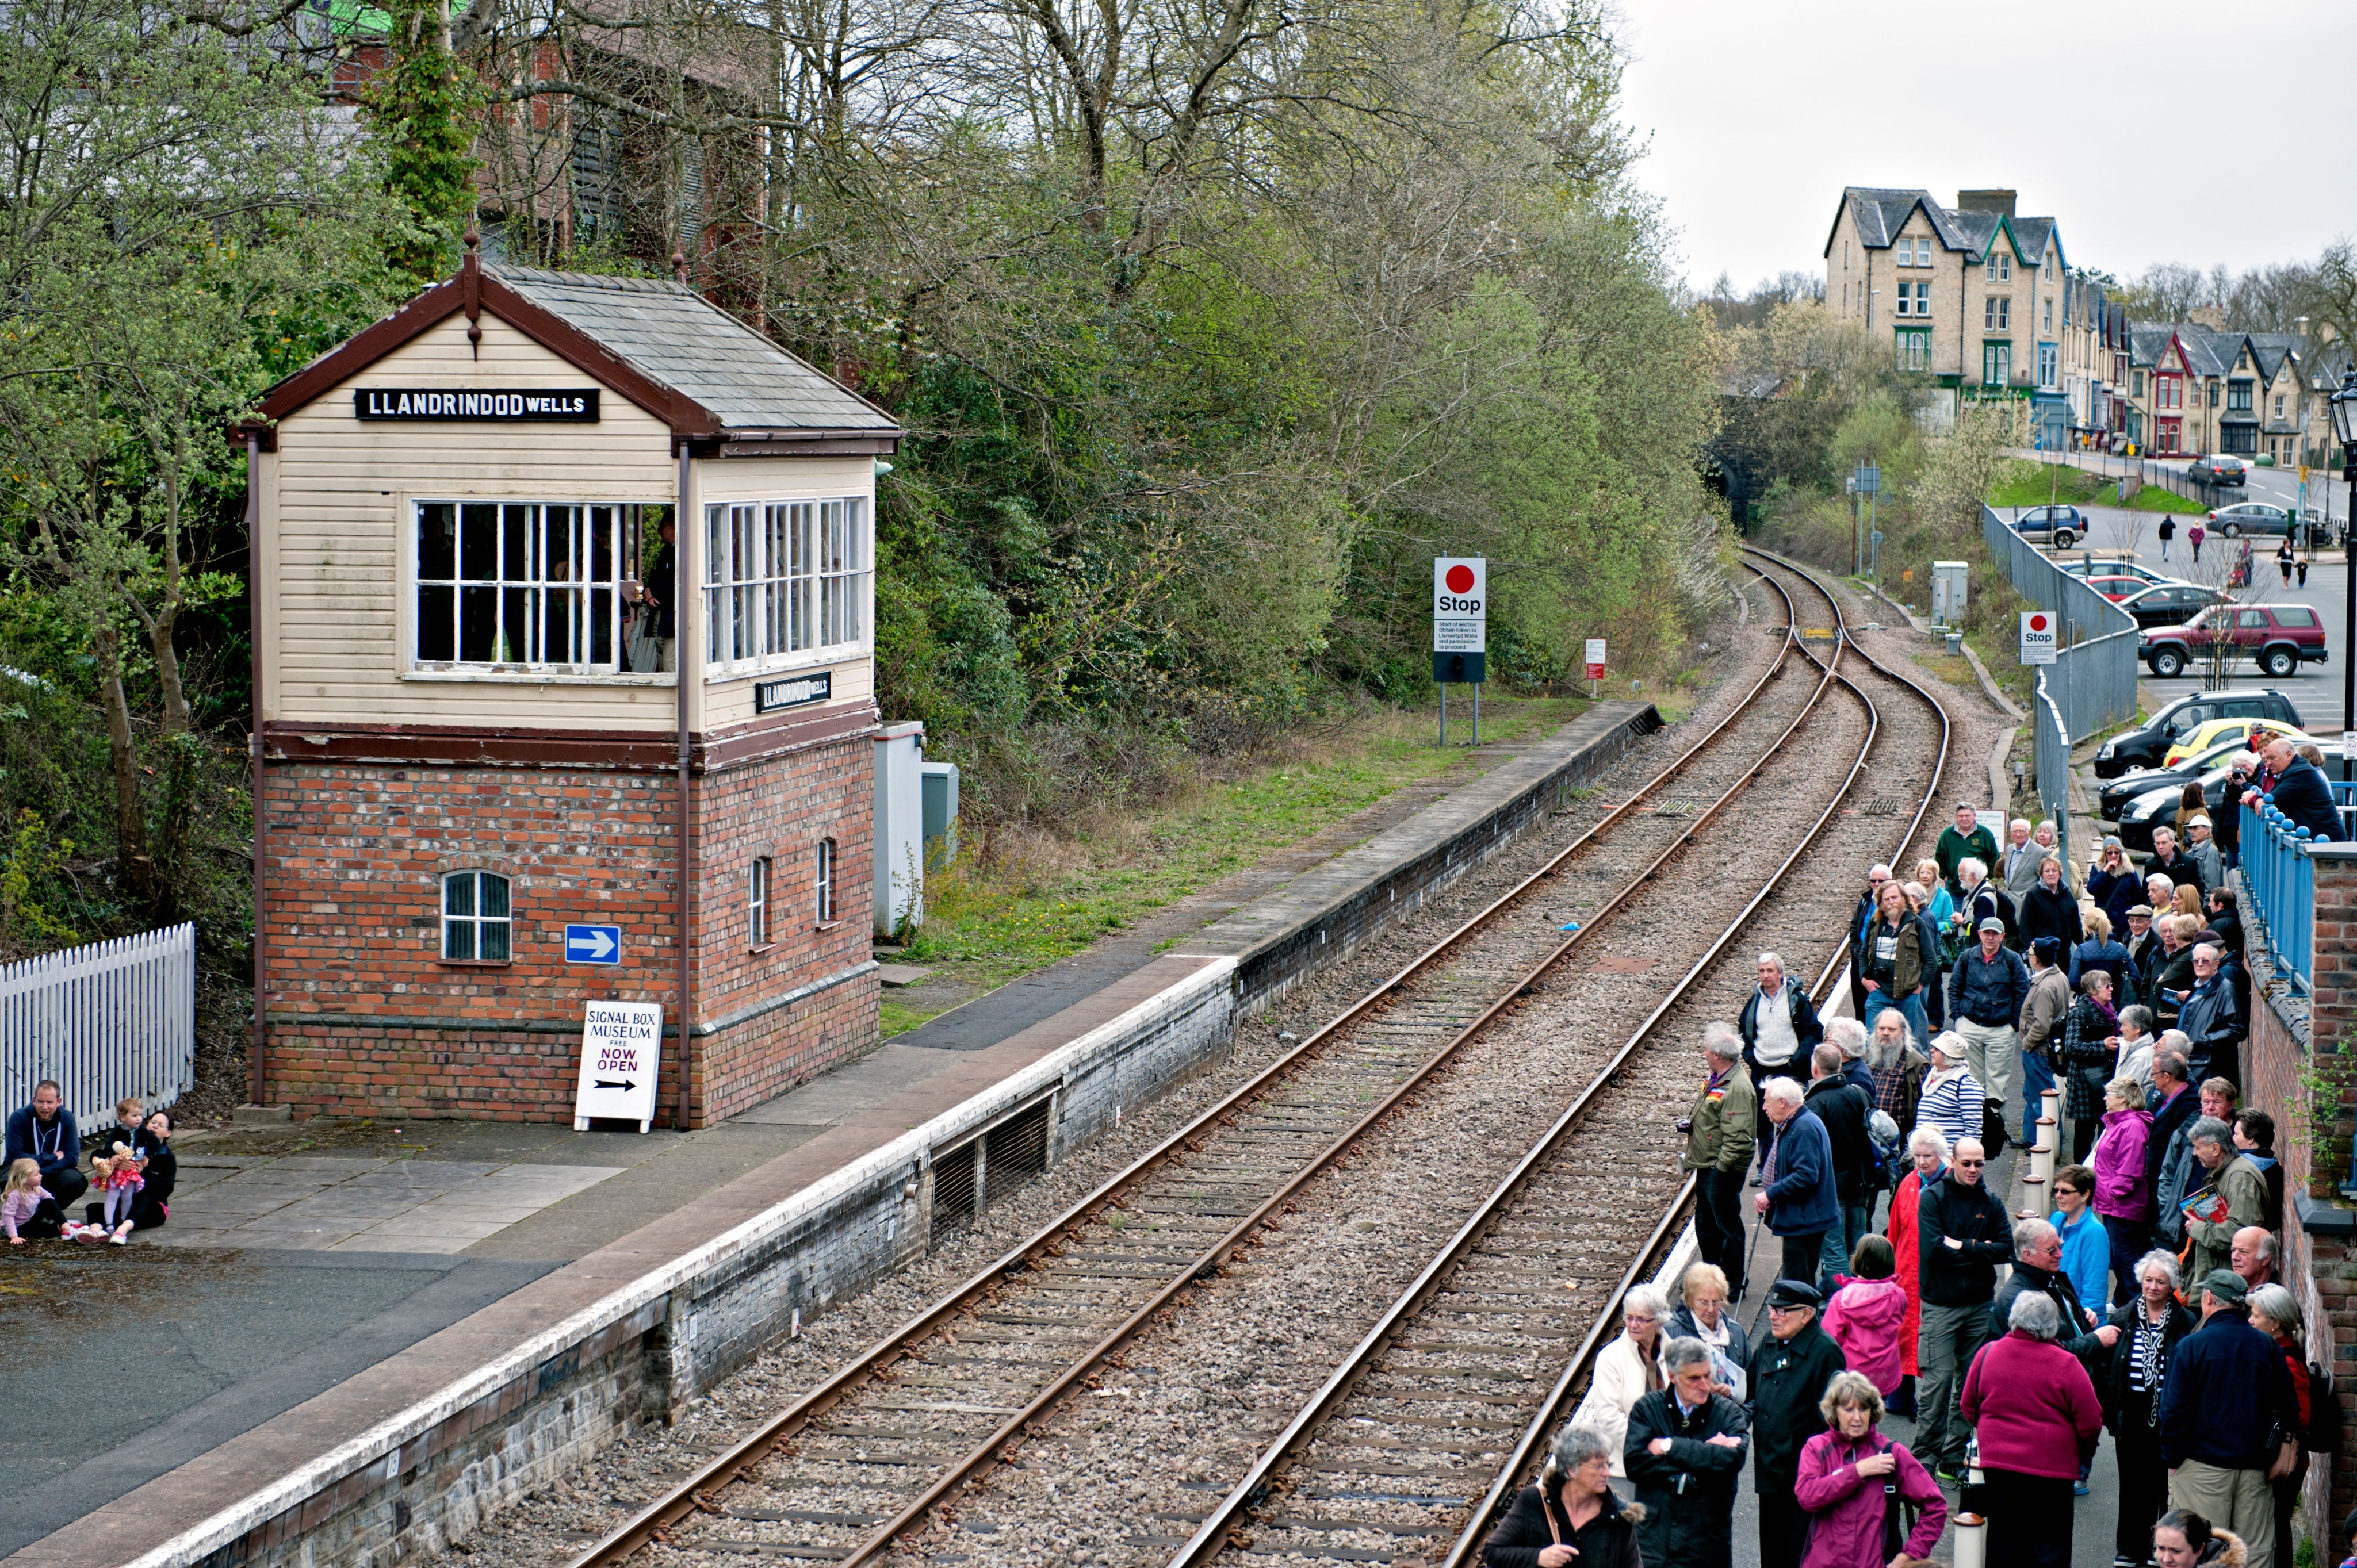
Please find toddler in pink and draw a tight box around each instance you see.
[1822,1234,1908,1395]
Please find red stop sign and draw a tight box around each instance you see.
[1445,564,1476,594]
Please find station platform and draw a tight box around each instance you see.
[1,701,1655,1568]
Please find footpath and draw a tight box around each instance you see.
[2,702,1657,1568]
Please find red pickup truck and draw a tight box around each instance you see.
[2140,603,2328,678]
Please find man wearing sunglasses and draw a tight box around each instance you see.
[1914,1134,2014,1487]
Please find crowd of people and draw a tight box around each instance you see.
[1490,800,2337,1568]
[3,1080,177,1244]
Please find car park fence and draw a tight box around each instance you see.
[0,922,196,1116]
[2033,674,2075,872]
[1981,504,2140,742]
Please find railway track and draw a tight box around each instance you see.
[1161,549,1952,1568]
[568,554,1947,1568]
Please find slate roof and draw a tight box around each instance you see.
[486,263,895,434]
[2128,324,2175,368]
[1827,188,1974,257]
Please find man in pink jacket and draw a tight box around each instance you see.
[1960,1291,2103,1568]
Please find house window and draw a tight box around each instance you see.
[1896,328,1931,371]
[814,838,838,925]
[1985,252,2011,282]
[2037,343,2058,390]
[442,871,512,963]
[2132,370,2145,397]
[1897,281,1933,317]
[1983,343,2011,386]
[2228,379,2253,413]
[1984,297,2010,330]
[2154,374,2181,410]
[2043,298,2053,331]
[703,497,872,672]
[415,503,642,670]
[2275,394,2286,417]
[2115,354,2128,383]
[749,856,772,947]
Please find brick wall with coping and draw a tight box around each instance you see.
[2237,848,2357,1563]
[261,729,878,1128]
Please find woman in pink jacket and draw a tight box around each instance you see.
[1823,1236,1907,1396]
[1959,1293,2103,1568]
[1794,1370,1946,1568]
[2091,1076,2153,1309]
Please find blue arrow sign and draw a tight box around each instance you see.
[565,924,621,964]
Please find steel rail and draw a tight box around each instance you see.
[1163,566,1889,1567]
[1428,551,1953,1568]
[568,572,1824,1568]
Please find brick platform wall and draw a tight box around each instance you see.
[2238,851,2357,1564]
[262,730,878,1128]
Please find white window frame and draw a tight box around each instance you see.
[1983,342,2011,387]
[814,838,838,925]
[749,856,772,948]
[2037,343,2058,391]
[703,496,873,676]
[1985,252,2011,282]
[442,870,513,963]
[411,500,660,679]
[1896,328,1931,372]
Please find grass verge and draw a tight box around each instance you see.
[1988,462,2206,516]
[884,691,1606,1036]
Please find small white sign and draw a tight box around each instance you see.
[1433,558,1487,653]
[2019,609,2057,666]
[574,1000,663,1132]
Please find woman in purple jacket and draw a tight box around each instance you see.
[2092,1076,2156,1308]
[1794,1370,1946,1568]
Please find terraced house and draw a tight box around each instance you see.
[1824,187,2069,443]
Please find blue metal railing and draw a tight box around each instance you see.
[2240,797,2331,995]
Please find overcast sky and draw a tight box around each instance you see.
[1617,0,2357,297]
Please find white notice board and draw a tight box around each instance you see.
[575,1001,663,1132]
[1433,558,1487,653]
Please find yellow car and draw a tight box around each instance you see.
[2161,716,2307,769]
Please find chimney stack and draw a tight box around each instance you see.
[1956,189,2018,218]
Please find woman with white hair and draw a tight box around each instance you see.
[1567,1285,1669,1477]
[1480,1423,1647,1568]
[1881,1124,1947,1418]
[1962,1291,2104,1568]
[2103,1252,2195,1567]
[1912,1034,1981,1150]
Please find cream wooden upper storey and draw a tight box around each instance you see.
[251,258,898,737]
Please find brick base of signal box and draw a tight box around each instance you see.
[257,725,879,1128]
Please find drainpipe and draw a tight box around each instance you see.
[247,432,267,1109]
[674,440,695,1130]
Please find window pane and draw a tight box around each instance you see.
[460,585,499,661]
[419,586,456,661]
[446,873,476,916]
[419,504,457,580]
[502,587,534,663]
[503,504,534,583]
[445,919,476,961]
[591,587,613,664]
[480,920,510,963]
[460,503,499,580]
[480,874,510,918]
[707,504,728,585]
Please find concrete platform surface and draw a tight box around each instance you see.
[0,703,1653,1568]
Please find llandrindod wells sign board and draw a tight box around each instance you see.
[354,387,601,422]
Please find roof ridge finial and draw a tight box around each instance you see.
[672,248,689,287]
[462,225,483,359]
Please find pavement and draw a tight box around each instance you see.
[0,703,1655,1566]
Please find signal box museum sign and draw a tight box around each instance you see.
[354,388,601,422]
[1433,558,1487,653]
[573,1000,663,1132]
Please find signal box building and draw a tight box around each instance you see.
[238,245,898,1127]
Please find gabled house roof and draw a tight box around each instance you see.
[1824,187,1974,258]
[239,246,900,451]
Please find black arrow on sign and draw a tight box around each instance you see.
[594,1078,638,1092]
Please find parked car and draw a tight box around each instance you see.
[2061,558,2176,586]
[2207,501,2293,537]
[2114,581,2229,628]
[2114,746,2349,849]
[2011,504,2085,548]
[2100,735,2257,821]
[2141,603,2328,678]
[2164,714,2312,768]
[2189,454,2248,487]
[2094,686,2303,779]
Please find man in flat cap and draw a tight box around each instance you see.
[1751,1279,1846,1568]
[2158,1270,2299,1568]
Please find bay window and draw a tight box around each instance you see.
[415,502,652,671]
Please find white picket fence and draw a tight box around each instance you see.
[0,923,196,1115]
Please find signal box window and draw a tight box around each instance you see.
[815,838,838,925]
[443,871,512,962]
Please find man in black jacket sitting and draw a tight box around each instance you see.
[1625,1338,1750,1568]
[2247,733,2344,842]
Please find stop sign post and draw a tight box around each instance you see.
[1583,638,1606,696]
[1433,557,1486,746]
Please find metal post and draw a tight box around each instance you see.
[1472,683,1479,747]
[1439,683,1447,747]
[2345,460,2356,786]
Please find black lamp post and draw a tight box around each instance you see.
[2336,369,2357,784]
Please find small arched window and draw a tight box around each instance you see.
[443,871,512,962]
[749,856,772,948]
[814,838,838,925]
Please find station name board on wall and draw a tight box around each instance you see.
[354,388,601,422]
[755,671,832,713]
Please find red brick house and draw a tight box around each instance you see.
[236,242,898,1127]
